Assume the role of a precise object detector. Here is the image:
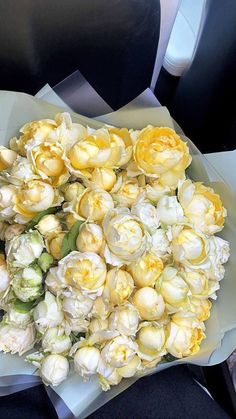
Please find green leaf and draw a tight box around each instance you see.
[0,241,5,252]
[25,207,59,231]
[61,220,84,259]
[13,299,35,314]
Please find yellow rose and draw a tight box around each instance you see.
[128,252,163,288]
[70,188,114,222]
[137,323,167,361]
[56,251,107,298]
[172,225,209,268]
[88,168,117,191]
[102,207,147,266]
[103,268,134,305]
[13,180,62,222]
[0,147,17,171]
[108,126,133,166]
[76,223,104,253]
[132,126,191,188]
[111,172,141,207]
[37,214,62,238]
[10,119,56,156]
[133,287,165,321]
[189,297,212,321]
[178,180,226,235]
[27,140,69,187]
[156,266,190,310]
[166,312,205,358]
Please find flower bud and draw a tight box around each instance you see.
[76,188,114,222]
[42,327,72,354]
[40,354,69,386]
[38,252,54,272]
[104,268,134,305]
[0,324,35,355]
[76,223,104,253]
[133,287,165,321]
[0,146,17,170]
[89,318,109,334]
[45,267,61,295]
[37,214,62,237]
[62,293,93,318]
[90,168,116,191]
[4,224,25,241]
[21,264,43,287]
[137,324,166,360]
[7,230,44,268]
[101,336,137,368]
[66,213,78,229]
[12,267,43,302]
[129,252,163,288]
[74,346,101,377]
[6,302,33,328]
[48,233,65,260]
[118,355,141,378]
[63,182,85,201]
[131,201,160,233]
[108,304,139,336]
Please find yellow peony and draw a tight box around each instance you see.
[27,140,69,186]
[156,266,190,310]
[102,207,147,266]
[103,268,134,305]
[189,297,212,321]
[10,119,56,156]
[88,168,117,191]
[0,147,18,171]
[72,188,114,222]
[128,252,163,288]
[132,287,165,321]
[111,172,141,207]
[132,126,191,188]
[178,180,226,235]
[172,225,209,268]
[136,323,167,361]
[13,180,62,222]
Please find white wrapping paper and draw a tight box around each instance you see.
[0,90,235,418]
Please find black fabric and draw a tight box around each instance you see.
[168,0,236,153]
[0,0,160,109]
[0,366,230,419]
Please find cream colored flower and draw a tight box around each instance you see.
[0,184,17,220]
[172,225,209,268]
[42,327,72,354]
[131,201,160,233]
[76,223,104,253]
[5,303,33,328]
[166,312,205,358]
[0,324,35,355]
[111,172,141,207]
[4,224,25,241]
[37,214,62,238]
[13,180,62,223]
[156,266,190,310]
[118,355,141,378]
[0,256,10,295]
[10,118,57,156]
[48,233,65,260]
[6,157,37,186]
[26,139,70,186]
[0,146,17,171]
[87,168,117,191]
[189,297,212,321]
[132,126,191,188]
[74,346,101,377]
[156,196,184,225]
[128,252,163,288]
[6,230,44,268]
[40,354,69,386]
[89,318,109,334]
[206,236,230,281]
[150,228,171,258]
[102,207,147,266]
[137,323,167,361]
[62,292,93,318]
[69,188,114,222]
[145,178,172,204]
[108,126,133,166]
[133,287,165,320]
[91,296,111,319]
[101,335,137,368]
[178,179,226,235]
[45,267,62,295]
[103,268,134,305]
[99,369,122,390]
[56,251,107,298]
[62,182,85,201]
[108,304,139,336]
[181,269,209,299]
[51,112,88,150]
[33,292,64,334]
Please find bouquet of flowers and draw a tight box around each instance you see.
[0,107,230,392]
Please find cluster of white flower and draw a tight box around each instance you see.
[0,113,230,389]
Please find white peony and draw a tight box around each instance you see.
[33,292,64,334]
[108,304,139,336]
[7,230,44,268]
[40,354,69,386]
[0,324,35,355]
[156,196,184,225]
[74,346,101,378]
[131,201,160,233]
[42,327,72,354]
[101,335,137,368]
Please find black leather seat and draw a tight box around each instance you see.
[0,0,160,109]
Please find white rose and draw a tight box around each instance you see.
[37,214,62,237]
[45,267,62,295]
[156,196,184,225]
[206,236,230,280]
[131,202,160,233]
[133,287,165,321]
[0,324,35,355]
[128,252,163,288]
[74,346,101,378]
[6,303,33,328]
[101,335,137,368]
[12,266,43,302]
[62,292,93,318]
[33,292,64,333]
[89,318,109,334]
[103,268,134,305]
[156,266,190,309]
[40,354,69,386]
[102,207,147,266]
[172,225,209,268]
[108,304,139,336]
[181,269,209,298]
[0,184,17,219]
[42,327,72,354]
[91,296,111,319]
[150,228,171,257]
[76,223,104,253]
[8,156,36,185]
[7,230,44,268]
[99,368,122,391]
[64,317,89,334]
[145,179,172,204]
